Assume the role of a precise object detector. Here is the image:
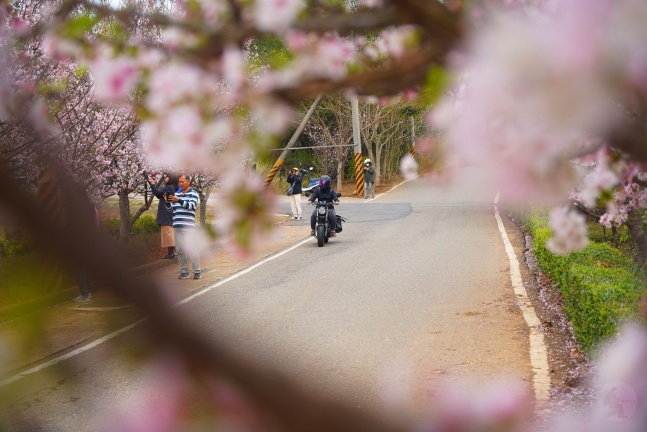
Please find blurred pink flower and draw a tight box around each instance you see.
[376,26,416,59]
[579,157,619,208]
[589,323,647,431]
[222,46,247,90]
[146,63,215,113]
[251,97,295,135]
[90,56,139,104]
[546,206,588,255]
[212,167,277,256]
[253,0,305,33]
[28,98,61,137]
[429,380,532,432]
[429,0,647,204]
[400,153,418,180]
[99,355,185,432]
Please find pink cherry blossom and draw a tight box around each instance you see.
[252,0,305,33]
[399,153,418,180]
[250,97,295,135]
[312,36,356,80]
[546,206,589,255]
[89,56,140,104]
[221,46,247,90]
[146,63,215,113]
[579,158,619,208]
[599,203,629,229]
[376,26,416,60]
[212,165,277,257]
[590,323,647,431]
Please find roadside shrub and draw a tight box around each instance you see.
[103,217,120,240]
[0,227,32,257]
[132,214,160,235]
[102,215,160,239]
[525,212,647,353]
[0,238,32,258]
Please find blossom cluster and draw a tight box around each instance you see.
[431,0,647,253]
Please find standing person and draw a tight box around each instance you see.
[149,173,178,259]
[287,167,306,220]
[71,185,99,302]
[167,175,201,280]
[363,158,375,199]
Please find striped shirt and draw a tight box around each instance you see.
[171,188,200,228]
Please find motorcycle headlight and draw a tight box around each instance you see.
[318,206,327,215]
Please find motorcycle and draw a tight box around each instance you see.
[302,168,319,197]
[313,200,345,247]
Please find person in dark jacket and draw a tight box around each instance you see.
[287,167,307,220]
[149,173,179,259]
[363,158,375,199]
[307,175,340,236]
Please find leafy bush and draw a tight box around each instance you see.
[524,212,647,353]
[0,238,32,258]
[103,215,159,240]
[0,227,32,258]
[103,217,121,239]
[132,214,160,235]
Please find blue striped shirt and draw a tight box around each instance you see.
[171,188,199,228]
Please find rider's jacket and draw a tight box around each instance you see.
[308,187,339,203]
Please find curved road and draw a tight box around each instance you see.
[1,166,537,429]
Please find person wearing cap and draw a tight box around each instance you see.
[363,158,375,199]
[287,167,307,220]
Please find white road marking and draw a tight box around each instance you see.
[0,320,145,387]
[493,192,551,406]
[1,237,313,387]
[363,176,418,202]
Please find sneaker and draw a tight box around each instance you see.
[292,216,298,220]
[178,273,190,280]
[73,295,91,303]
[193,273,201,280]
[331,231,336,237]
[161,253,176,259]
[297,216,302,220]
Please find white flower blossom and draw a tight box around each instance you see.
[399,153,418,180]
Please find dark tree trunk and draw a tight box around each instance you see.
[198,188,211,227]
[118,189,131,244]
[626,210,647,268]
[612,226,619,248]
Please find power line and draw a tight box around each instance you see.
[269,144,355,151]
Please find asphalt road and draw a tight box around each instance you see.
[0,166,534,430]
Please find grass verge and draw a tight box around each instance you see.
[521,210,647,353]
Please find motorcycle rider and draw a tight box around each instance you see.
[307,175,340,237]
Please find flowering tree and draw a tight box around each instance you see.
[304,95,353,189]
[3,0,647,430]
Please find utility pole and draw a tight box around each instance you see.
[37,166,63,293]
[410,116,416,160]
[351,95,364,197]
[263,94,323,190]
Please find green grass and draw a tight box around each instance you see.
[522,210,647,353]
[0,253,76,307]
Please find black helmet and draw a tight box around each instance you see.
[318,175,331,190]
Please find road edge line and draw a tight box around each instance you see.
[1,237,313,387]
[493,192,551,407]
